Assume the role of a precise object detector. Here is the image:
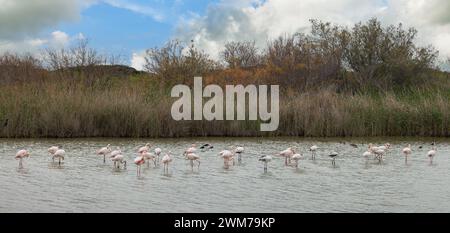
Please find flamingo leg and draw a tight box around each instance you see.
[103,154,106,163]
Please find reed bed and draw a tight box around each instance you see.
[0,78,448,138]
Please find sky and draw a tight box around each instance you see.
[1,0,450,70]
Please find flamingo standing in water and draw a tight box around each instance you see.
[53,149,65,165]
[15,149,30,168]
[134,155,145,176]
[259,155,272,172]
[369,144,385,163]
[362,150,372,158]
[219,150,235,168]
[138,143,151,154]
[291,153,303,168]
[427,147,437,165]
[111,153,126,169]
[48,146,58,162]
[154,147,162,163]
[109,148,122,167]
[362,150,372,165]
[97,144,111,163]
[279,147,296,166]
[402,144,412,164]
[185,152,200,171]
[142,151,157,167]
[184,144,196,155]
[161,152,173,173]
[309,145,318,160]
[234,146,244,163]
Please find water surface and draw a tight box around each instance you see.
[0,137,449,212]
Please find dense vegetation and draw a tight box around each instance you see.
[0,19,449,138]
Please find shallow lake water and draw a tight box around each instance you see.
[0,137,449,213]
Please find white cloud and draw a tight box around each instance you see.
[175,0,450,65]
[130,51,146,71]
[102,0,164,21]
[0,31,81,55]
[50,31,70,48]
[0,0,90,55]
[0,0,83,40]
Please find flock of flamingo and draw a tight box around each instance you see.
[13,141,438,175]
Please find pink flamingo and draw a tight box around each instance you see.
[138,143,151,154]
[161,152,173,173]
[185,152,200,171]
[427,147,437,165]
[141,151,157,167]
[309,145,318,160]
[97,144,111,163]
[111,153,126,169]
[219,150,235,168]
[109,148,123,168]
[53,149,65,165]
[279,147,296,166]
[291,153,303,168]
[402,144,412,164]
[369,145,385,164]
[15,149,30,168]
[154,147,162,162]
[362,150,372,158]
[48,146,58,161]
[184,144,197,156]
[134,155,145,176]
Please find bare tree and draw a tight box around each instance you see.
[43,38,106,71]
[221,41,260,68]
[144,40,217,83]
[0,53,44,84]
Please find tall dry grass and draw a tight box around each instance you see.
[0,77,448,138]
